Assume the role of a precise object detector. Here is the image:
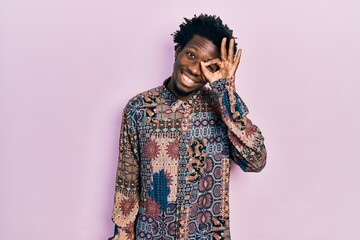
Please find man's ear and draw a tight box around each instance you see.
[174,45,181,60]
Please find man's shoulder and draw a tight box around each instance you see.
[124,84,165,111]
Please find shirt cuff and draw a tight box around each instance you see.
[210,78,228,95]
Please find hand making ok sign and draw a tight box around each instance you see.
[200,37,242,83]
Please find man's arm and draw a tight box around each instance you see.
[200,37,266,172]
[109,106,140,240]
[211,77,267,172]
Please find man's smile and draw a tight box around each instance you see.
[180,70,204,85]
[183,74,195,84]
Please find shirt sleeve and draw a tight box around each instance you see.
[210,77,267,172]
[108,106,140,240]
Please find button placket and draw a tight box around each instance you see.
[181,102,191,132]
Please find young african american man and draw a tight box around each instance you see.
[108,14,267,240]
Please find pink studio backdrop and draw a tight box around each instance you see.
[1,0,359,239]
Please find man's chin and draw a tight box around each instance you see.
[173,82,200,99]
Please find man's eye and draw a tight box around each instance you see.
[207,65,218,73]
[187,52,195,58]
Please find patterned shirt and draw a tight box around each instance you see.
[109,77,267,240]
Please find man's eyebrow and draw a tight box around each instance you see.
[186,45,201,51]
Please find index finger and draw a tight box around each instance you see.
[203,58,222,66]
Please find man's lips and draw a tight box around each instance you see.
[181,72,203,84]
[183,74,195,84]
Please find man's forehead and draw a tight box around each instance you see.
[185,35,220,55]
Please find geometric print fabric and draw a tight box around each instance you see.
[109,77,267,240]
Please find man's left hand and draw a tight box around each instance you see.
[200,37,242,83]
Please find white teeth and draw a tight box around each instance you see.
[183,74,194,83]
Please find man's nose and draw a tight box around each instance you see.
[188,62,201,76]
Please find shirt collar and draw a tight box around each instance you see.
[161,77,206,111]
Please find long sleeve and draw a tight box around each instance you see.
[109,106,140,240]
[211,77,267,172]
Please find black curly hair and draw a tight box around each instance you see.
[172,14,237,54]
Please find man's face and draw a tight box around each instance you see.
[168,34,220,100]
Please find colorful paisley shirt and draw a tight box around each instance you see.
[109,77,267,240]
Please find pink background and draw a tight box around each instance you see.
[1,0,359,239]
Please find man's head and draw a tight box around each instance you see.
[172,14,237,56]
[167,14,236,100]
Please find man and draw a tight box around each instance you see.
[108,14,267,240]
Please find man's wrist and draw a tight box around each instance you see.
[210,76,235,95]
